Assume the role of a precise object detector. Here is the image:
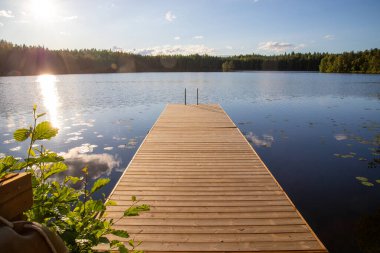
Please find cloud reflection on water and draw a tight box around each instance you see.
[246,132,274,148]
[334,134,348,141]
[65,136,84,143]
[3,139,15,144]
[9,146,21,151]
[57,145,121,180]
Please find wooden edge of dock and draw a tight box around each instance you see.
[221,105,327,251]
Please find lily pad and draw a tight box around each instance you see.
[361,181,374,187]
[356,177,368,182]
[334,153,355,158]
[341,154,354,158]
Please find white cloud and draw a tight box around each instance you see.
[193,35,204,39]
[165,11,176,22]
[63,15,78,21]
[0,22,3,27]
[130,44,215,56]
[225,45,233,50]
[14,19,29,23]
[257,41,305,53]
[0,10,14,18]
[294,43,306,50]
[59,31,71,36]
[174,36,181,40]
[324,34,335,40]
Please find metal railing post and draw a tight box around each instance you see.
[184,88,187,105]
[197,88,199,105]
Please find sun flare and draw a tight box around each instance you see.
[29,0,56,20]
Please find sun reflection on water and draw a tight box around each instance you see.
[37,74,60,128]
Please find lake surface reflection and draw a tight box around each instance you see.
[0,72,379,253]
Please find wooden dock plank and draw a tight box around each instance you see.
[105,104,328,252]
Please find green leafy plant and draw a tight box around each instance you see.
[1,105,149,252]
[0,155,26,179]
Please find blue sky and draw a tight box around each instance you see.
[0,0,379,55]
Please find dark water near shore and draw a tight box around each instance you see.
[1,72,380,253]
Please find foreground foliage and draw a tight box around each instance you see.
[0,105,149,252]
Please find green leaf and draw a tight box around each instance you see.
[124,204,150,217]
[0,156,19,177]
[90,178,110,194]
[361,181,374,187]
[13,128,31,142]
[87,199,105,212]
[106,200,117,206]
[82,167,88,175]
[11,161,27,171]
[39,153,64,163]
[110,240,121,248]
[44,162,68,179]
[37,113,46,118]
[64,176,81,184]
[28,147,36,157]
[98,237,110,244]
[0,156,17,166]
[356,177,368,182]
[128,239,134,248]
[111,230,129,238]
[119,244,128,253]
[33,121,58,141]
[131,195,136,202]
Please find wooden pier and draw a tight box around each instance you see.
[104,104,327,252]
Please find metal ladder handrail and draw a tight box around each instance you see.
[184,88,199,105]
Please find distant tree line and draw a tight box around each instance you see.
[319,49,380,73]
[222,52,324,72]
[0,40,378,76]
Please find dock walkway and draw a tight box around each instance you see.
[105,104,327,252]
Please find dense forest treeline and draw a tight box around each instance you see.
[0,40,379,76]
[319,50,380,73]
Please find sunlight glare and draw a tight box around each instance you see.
[37,74,60,128]
[29,0,56,20]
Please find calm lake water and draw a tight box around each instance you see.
[1,72,380,253]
